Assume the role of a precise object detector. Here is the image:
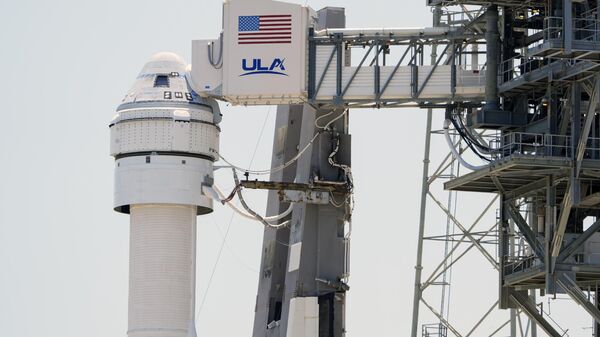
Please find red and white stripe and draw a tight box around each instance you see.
[239,15,292,45]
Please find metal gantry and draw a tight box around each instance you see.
[249,1,600,336]
[411,1,600,337]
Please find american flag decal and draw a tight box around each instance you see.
[238,15,292,44]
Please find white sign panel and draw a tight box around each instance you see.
[222,0,311,105]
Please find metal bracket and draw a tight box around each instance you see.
[281,190,330,205]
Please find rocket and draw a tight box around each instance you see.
[110,52,221,337]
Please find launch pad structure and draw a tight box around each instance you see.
[109,0,600,336]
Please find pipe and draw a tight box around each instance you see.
[443,119,488,171]
[485,5,500,110]
[202,185,293,222]
[315,26,452,37]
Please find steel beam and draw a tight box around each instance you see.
[506,204,545,258]
[465,300,499,337]
[508,290,562,337]
[410,108,433,337]
[429,191,499,269]
[557,274,600,325]
[576,76,600,177]
[563,0,572,55]
[558,219,600,262]
[421,298,463,337]
[550,183,572,260]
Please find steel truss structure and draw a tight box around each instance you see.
[249,1,600,337]
[411,1,600,337]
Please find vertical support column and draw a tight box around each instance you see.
[596,289,600,337]
[508,201,517,337]
[335,33,343,104]
[485,5,500,111]
[572,83,581,204]
[499,196,512,309]
[252,105,304,337]
[308,28,316,101]
[278,105,350,337]
[411,8,440,337]
[411,43,419,99]
[253,8,348,337]
[410,109,433,337]
[530,290,538,337]
[545,176,557,294]
[564,0,572,55]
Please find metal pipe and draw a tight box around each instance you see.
[315,26,452,37]
[443,120,488,171]
[410,10,441,337]
[410,97,433,337]
[485,5,500,110]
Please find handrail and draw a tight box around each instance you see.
[489,132,600,160]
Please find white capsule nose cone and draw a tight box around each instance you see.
[118,52,196,107]
[149,51,186,63]
[140,51,187,75]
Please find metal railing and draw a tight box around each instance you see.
[491,132,572,159]
[500,56,562,84]
[440,8,483,28]
[504,255,538,276]
[542,16,600,44]
[489,132,600,161]
[422,323,448,337]
[457,64,485,87]
[543,17,564,42]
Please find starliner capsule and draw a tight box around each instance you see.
[110,52,221,337]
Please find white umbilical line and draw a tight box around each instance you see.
[217,109,349,176]
[217,130,323,175]
[202,108,355,316]
[231,169,291,229]
[195,106,272,322]
[209,184,293,224]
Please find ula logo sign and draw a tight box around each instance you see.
[241,58,287,76]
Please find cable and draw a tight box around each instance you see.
[218,130,324,175]
[443,119,488,171]
[449,117,491,162]
[217,109,348,176]
[204,185,293,223]
[453,113,492,153]
[232,169,291,229]
[207,32,223,69]
[221,184,242,203]
[195,107,271,321]
[315,109,348,130]
[210,215,258,274]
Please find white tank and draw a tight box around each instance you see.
[110,52,221,337]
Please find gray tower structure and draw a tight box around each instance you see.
[252,8,351,337]
[412,1,600,337]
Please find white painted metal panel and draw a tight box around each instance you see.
[110,108,219,159]
[286,297,319,337]
[191,39,223,97]
[128,204,196,337]
[313,45,486,101]
[114,156,213,214]
[221,0,311,105]
[288,242,302,272]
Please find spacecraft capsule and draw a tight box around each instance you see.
[110,52,221,337]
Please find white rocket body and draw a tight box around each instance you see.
[110,52,221,337]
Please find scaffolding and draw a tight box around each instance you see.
[410,1,600,337]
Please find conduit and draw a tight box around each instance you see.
[443,119,488,171]
[202,185,293,225]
